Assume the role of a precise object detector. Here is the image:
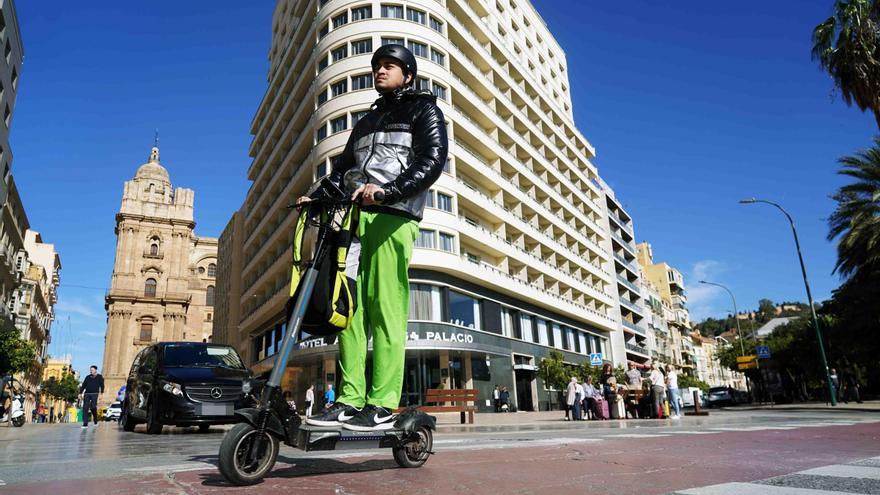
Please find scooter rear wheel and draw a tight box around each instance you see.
[218,422,279,485]
[11,416,24,427]
[392,426,433,468]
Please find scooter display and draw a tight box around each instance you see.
[217,171,436,486]
[0,377,26,427]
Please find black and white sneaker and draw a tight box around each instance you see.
[342,405,396,431]
[305,402,361,427]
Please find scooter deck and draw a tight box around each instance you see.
[295,423,404,452]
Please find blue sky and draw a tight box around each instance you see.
[11,1,876,377]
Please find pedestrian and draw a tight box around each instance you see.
[565,377,578,421]
[600,362,614,397]
[38,404,47,423]
[829,368,840,403]
[79,365,104,428]
[305,385,315,418]
[285,391,297,412]
[625,362,643,389]
[300,42,448,432]
[842,369,863,404]
[493,385,501,412]
[666,365,681,419]
[574,379,585,421]
[582,375,600,420]
[324,383,335,408]
[649,363,666,419]
[500,387,510,412]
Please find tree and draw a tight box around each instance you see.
[828,136,880,279]
[758,298,776,318]
[537,351,567,410]
[812,0,880,128]
[43,373,80,405]
[0,319,37,376]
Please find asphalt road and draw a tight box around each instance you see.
[1,409,878,494]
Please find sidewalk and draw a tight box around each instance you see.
[721,400,880,413]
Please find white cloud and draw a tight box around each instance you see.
[56,299,103,319]
[685,260,727,321]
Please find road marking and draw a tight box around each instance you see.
[796,465,880,480]
[674,482,851,494]
[667,430,718,435]
[611,433,671,438]
[125,462,215,473]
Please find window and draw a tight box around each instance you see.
[317,162,327,177]
[409,283,437,320]
[352,38,372,55]
[140,322,153,342]
[144,278,157,297]
[352,110,369,125]
[150,243,158,255]
[316,124,328,141]
[406,8,426,24]
[331,45,347,62]
[318,55,329,72]
[352,5,372,20]
[381,37,403,46]
[331,79,347,97]
[439,232,455,252]
[332,12,348,28]
[206,285,215,306]
[408,41,428,58]
[198,266,206,275]
[319,22,329,39]
[425,190,435,208]
[437,192,452,212]
[351,73,372,90]
[317,88,328,106]
[330,154,345,171]
[448,290,479,329]
[430,16,444,33]
[415,229,435,249]
[552,323,563,350]
[330,116,347,133]
[415,77,430,91]
[430,48,445,65]
[432,83,447,100]
[520,313,535,342]
[381,4,404,19]
[208,263,216,277]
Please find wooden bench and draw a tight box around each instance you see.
[621,388,650,419]
[417,388,479,424]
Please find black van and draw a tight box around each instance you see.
[122,342,254,434]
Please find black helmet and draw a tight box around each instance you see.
[371,44,417,85]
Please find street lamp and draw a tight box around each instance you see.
[739,198,837,406]
[700,280,753,400]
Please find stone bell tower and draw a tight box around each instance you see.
[102,142,218,403]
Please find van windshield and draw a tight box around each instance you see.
[162,344,246,369]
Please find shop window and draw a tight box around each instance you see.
[144,278,157,297]
[448,290,479,329]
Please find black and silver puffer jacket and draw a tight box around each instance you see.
[328,88,449,221]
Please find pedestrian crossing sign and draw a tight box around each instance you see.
[590,353,603,366]
[757,345,771,359]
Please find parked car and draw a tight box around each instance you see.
[679,387,706,408]
[122,342,254,434]
[103,401,123,421]
[707,386,743,407]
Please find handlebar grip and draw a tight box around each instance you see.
[374,190,385,203]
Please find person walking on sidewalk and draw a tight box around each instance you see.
[666,365,681,419]
[565,377,578,421]
[649,363,666,419]
[301,43,448,432]
[79,365,104,428]
[305,385,315,418]
[494,385,501,412]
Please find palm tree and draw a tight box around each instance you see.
[811,0,880,129]
[827,136,880,278]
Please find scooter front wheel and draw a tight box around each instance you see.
[392,426,433,468]
[218,422,279,485]
[11,416,24,427]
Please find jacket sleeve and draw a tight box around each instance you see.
[381,102,448,204]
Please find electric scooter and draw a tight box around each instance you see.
[217,171,436,486]
[0,377,26,427]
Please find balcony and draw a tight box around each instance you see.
[610,231,636,255]
[608,211,633,234]
[621,319,646,336]
[106,289,192,304]
[616,275,640,295]
[626,343,650,357]
[613,253,638,274]
[618,297,644,316]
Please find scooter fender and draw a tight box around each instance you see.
[393,408,437,433]
[233,408,286,439]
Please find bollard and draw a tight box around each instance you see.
[687,389,709,416]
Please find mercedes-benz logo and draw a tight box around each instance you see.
[210,387,223,399]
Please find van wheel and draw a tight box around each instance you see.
[145,400,163,435]
[122,410,137,432]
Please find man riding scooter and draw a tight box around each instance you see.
[299,44,448,431]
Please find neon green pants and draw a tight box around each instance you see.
[337,211,418,409]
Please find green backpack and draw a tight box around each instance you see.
[287,202,360,336]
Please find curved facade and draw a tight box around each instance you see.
[219,0,639,412]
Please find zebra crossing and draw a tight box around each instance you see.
[669,456,880,494]
[598,418,877,441]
